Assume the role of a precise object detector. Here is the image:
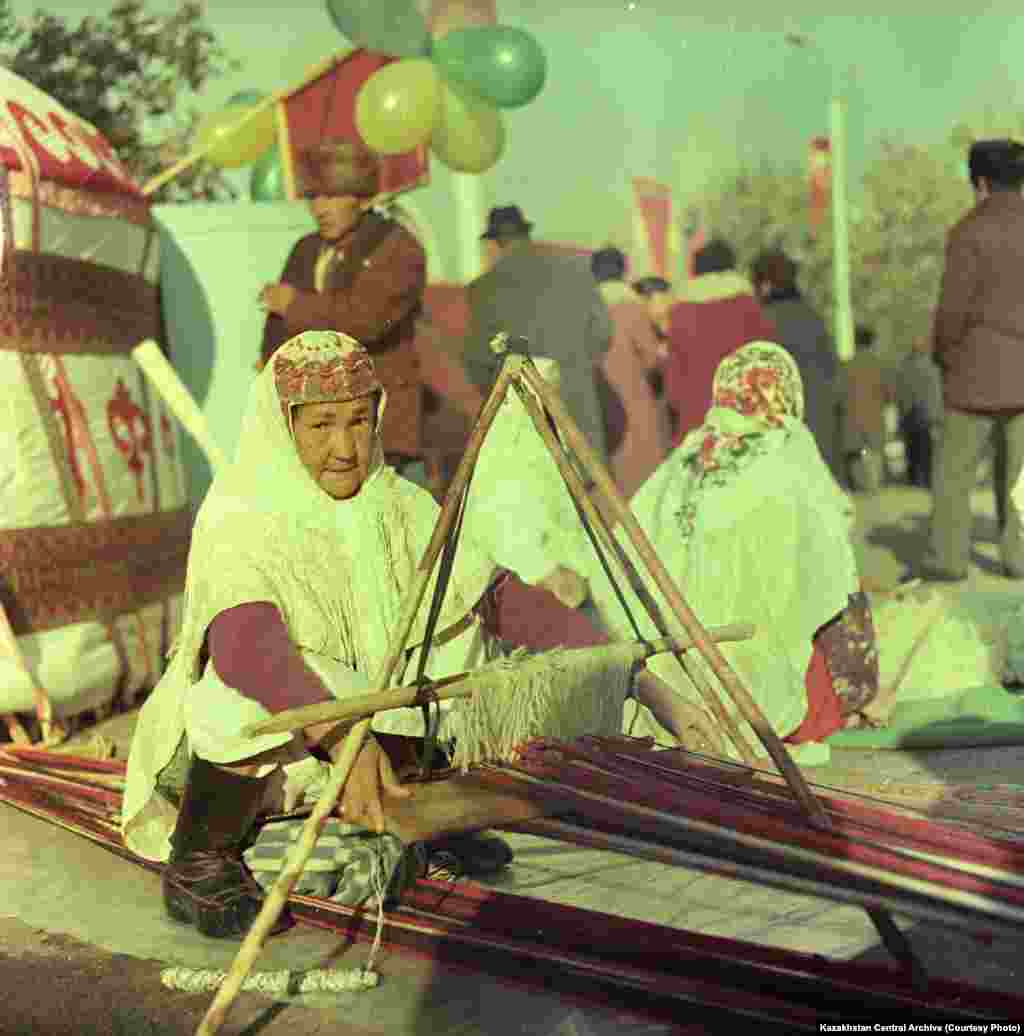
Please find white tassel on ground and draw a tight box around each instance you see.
[160,966,379,995]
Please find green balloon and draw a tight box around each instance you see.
[432,26,547,110]
[228,89,265,107]
[250,145,285,202]
[325,0,431,58]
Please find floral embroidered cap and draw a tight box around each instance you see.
[271,330,383,424]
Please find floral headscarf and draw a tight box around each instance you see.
[711,341,804,426]
[686,341,804,480]
[674,342,805,538]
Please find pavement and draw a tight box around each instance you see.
[3,479,1024,1034]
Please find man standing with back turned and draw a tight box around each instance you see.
[461,205,613,463]
[920,139,1024,582]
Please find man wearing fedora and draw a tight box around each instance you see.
[259,137,427,466]
[462,205,613,462]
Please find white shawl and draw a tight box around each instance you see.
[123,334,497,860]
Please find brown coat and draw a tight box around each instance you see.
[933,190,1024,411]
[261,212,427,458]
[838,352,894,451]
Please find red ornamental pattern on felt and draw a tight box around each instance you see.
[159,407,175,459]
[47,367,86,500]
[107,378,152,503]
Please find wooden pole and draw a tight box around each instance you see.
[511,380,757,764]
[241,625,757,739]
[518,364,831,829]
[195,355,525,1036]
[831,94,855,363]
[143,51,351,198]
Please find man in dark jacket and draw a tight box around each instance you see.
[895,338,944,489]
[461,206,612,461]
[921,139,1024,581]
[259,138,427,466]
[751,249,841,480]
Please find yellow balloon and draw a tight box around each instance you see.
[196,104,276,169]
[354,59,440,157]
[430,80,505,174]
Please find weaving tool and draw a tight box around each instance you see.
[194,346,923,1032]
[5,741,1024,1026]
[241,627,756,741]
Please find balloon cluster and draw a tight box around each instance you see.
[197,2,547,202]
[191,89,284,201]
[337,0,546,175]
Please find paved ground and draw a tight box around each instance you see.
[3,479,1024,1035]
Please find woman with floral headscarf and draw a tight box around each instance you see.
[582,342,879,763]
[123,330,692,940]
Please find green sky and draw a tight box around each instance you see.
[8,3,1023,246]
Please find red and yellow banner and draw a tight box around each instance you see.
[631,177,673,279]
[809,135,831,234]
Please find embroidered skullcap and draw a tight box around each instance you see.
[272,330,382,422]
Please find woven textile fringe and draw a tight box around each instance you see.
[449,645,636,771]
[160,966,379,995]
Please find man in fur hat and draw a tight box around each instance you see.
[259,137,427,466]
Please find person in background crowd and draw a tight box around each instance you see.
[590,247,669,497]
[461,205,612,463]
[633,275,673,340]
[838,325,894,493]
[662,238,777,445]
[895,338,944,490]
[633,275,674,448]
[920,139,1024,582]
[751,248,841,481]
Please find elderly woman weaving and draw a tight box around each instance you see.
[581,342,880,763]
[122,330,690,941]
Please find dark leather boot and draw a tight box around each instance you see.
[427,832,514,879]
[163,755,291,939]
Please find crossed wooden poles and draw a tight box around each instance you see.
[196,347,923,1035]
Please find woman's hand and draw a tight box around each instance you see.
[335,734,412,834]
[259,282,296,316]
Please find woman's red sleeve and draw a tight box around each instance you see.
[206,602,332,714]
[476,570,609,651]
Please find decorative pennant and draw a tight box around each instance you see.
[809,135,831,236]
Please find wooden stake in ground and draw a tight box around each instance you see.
[195,360,523,1036]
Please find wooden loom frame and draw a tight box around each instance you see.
[194,343,932,1034]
